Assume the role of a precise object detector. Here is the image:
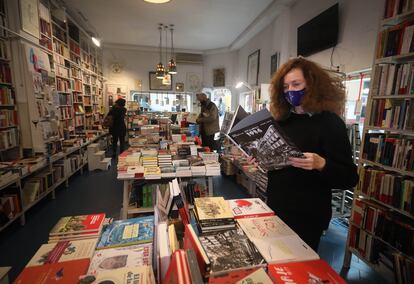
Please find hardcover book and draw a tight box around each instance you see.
[208,268,260,284]
[14,259,90,284]
[96,216,154,249]
[87,243,152,275]
[80,266,155,284]
[194,197,234,224]
[228,107,303,170]
[26,239,97,267]
[49,213,105,236]
[235,267,273,284]
[268,259,346,284]
[227,198,274,219]
[198,227,265,275]
[237,216,319,264]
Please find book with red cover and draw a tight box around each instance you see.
[268,260,346,284]
[14,259,90,284]
[163,250,185,284]
[183,224,211,276]
[49,213,105,236]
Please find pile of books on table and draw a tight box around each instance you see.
[15,214,156,283]
[193,197,236,233]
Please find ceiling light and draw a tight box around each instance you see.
[235,82,244,88]
[91,37,101,47]
[168,25,177,75]
[155,24,165,79]
[144,0,171,3]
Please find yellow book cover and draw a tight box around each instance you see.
[194,197,233,220]
[144,167,161,175]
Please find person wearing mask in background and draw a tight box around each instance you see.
[108,98,127,158]
[263,57,358,251]
[196,93,220,151]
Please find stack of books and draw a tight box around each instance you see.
[193,197,235,232]
[199,152,219,163]
[173,159,192,177]
[48,213,106,243]
[142,156,158,168]
[160,166,176,178]
[158,150,172,167]
[205,162,221,176]
[144,166,161,179]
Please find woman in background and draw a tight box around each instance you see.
[109,98,127,158]
[267,57,358,251]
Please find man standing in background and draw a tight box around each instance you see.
[196,93,220,151]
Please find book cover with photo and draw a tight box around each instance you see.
[49,213,106,236]
[228,107,303,171]
[198,227,265,275]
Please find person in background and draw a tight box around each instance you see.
[196,93,220,151]
[108,98,127,158]
[265,57,358,251]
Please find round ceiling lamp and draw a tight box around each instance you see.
[144,0,170,3]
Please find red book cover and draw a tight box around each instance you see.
[351,199,364,226]
[49,213,105,236]
[163,250,184,284]
[268,259,346,284]
[14,259,90,284]
[208,268,259,284]
[365,207,376,233]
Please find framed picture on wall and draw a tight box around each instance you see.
[270,52,280,78]
[186,72,202,93]
[149,72,172,90]
[247,49,260,86]
[20,0,40,38]
[213,68,225,87]
[106,84,128,106]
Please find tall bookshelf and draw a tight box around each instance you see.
[343,1,414,283]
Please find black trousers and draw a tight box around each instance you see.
[201,133,217,151]
[112,132,125,156]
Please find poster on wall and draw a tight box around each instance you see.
[213,68,225,87]
[106,84,128,106]
[20,0,40,38]
[247,49,260,86]
[186,72,202,93]
[24,43,51,73]
[270,52,280,78]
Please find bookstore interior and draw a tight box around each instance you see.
[0,0,413,283]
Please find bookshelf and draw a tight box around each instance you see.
[343,1,414,282]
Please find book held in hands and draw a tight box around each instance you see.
[228,106,303,170]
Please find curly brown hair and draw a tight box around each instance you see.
[269,57,345,121]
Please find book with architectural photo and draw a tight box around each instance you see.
[228,108,303,170]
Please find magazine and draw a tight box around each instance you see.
[228,107,303,170]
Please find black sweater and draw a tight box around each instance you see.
[267,111,358,228]
[108,105,126,135]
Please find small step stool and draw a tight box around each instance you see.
[87,143,111,171]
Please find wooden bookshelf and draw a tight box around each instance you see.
[344,2,414,282]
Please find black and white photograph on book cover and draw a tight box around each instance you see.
[229,108,303,171]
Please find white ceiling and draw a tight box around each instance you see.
[62,0,290,51]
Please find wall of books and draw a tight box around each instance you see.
[344,1,414,283]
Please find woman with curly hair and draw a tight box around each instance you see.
[267,57,358,251]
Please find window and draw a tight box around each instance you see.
[130,91,192,112]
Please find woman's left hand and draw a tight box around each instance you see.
[289,152,326,171]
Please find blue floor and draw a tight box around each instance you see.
[0,161,389,283]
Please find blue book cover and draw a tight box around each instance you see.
[96,216,154,249]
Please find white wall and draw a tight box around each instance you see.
[102,47,203,96]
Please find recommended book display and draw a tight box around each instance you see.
[344,2,414,282]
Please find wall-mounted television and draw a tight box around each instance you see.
[297,3,339,57]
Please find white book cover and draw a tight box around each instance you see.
[158,222,171,281]
[81,266,155,284]
[87,243,152,275]
[237,216,319,264]
[227,198,274,219]
[235,267,273,284]
[27,239,98,267]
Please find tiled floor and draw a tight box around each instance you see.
[0,160,389,283]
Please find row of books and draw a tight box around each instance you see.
[22,170,54,207]
[0,127,18,150]
[0,40,8,59]
[362,133,414,171]
[129,183,156,209]
[53,40,69,59]
[56,77,70,92]
[384,0,414,19]
[71,78,82,92]
[55,64,69,78]
[358,166,414,214]
[370,98,414,130]
[0,187,21,224]
[0,109,16,127]
[59,106,72,120]
[0,86,14,105]
[372,63,414,96]
[0,63,11,84]
[376,20,414,59]
[57,93,72,105]
[39,18,51,37]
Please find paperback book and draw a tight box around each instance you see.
[49,213,106,236]
[228,107,303,170]
[87,243,152,275]
[237,216,319,264]
[227,198,274,219]
[79,266,155,284]
[96,216,154,249]
[198,227,265,275]
[268,259,346,284]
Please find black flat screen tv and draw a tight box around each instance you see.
[297,3,339,57]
